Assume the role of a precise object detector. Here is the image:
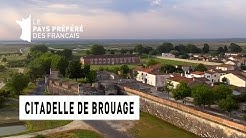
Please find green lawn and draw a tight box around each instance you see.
[141,57,198,66]
[25,120,71,133]
[129,112,199,138]
[22,82,37,95]
[38,129,103,138]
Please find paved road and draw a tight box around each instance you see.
[84,121,130,138]
[31,81,45,95]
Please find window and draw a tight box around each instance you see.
[212,79,213,82]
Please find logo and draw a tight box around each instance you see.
[16,15,84,42]
[16,15,32,42]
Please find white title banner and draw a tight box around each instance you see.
[19,95,139,120]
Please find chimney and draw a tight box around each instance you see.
[193,77,195,81]
[181,73,183,77]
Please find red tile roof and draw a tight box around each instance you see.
[191,71,205,75]
[168,76,193,84]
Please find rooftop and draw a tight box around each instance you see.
[81,54,139,59]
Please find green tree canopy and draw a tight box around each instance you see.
[134,44,144,54]
[218,95,239,117]
[213,84,232,101]
[30,44,48,53]
[90,45,106,55]
[202,43,210,53]
[191,84,214,109]
[229,43,242,53]
[156,42,174,54]
[172,81,191,103]
[194,64,207,72]
[6,73,29,96]
[65,61,83,81]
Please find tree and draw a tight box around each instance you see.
[172,81,191,103]
[218,95,239,117]
[229,43,242,53]
[83,64,91,78]
[120,64,130,75]
[161,64,176,73]
[5,73,29,96]
[86,70,97,84]
[213,84,232,101]
[110,49,115,54]
[224,45,228,53]
[120,48,127,54]
[156,42,174,54]
[174,44,187,53]
[30,44,48,53]
[194,64,207,72]
[1,58,7,62]
[134,44,144,54]
[50,54,69,76]
[143,46,153,54]
[191,84,214,109]
[56,49,72,59]
[217,47,224,54]
[90,45,106,55]
[146,59,158,67]
[186,44,201,53]
[65,61,83,81]
[129,49,134,54]
[163,80,173,99]
[202,43,210,53]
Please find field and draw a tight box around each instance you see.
[40,129,103,138]
[129,112,198,138]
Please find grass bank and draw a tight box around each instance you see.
[35,129,103,138]
[129,112,198,138]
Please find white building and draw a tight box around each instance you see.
[225,60,241,67]
[204,71,226,83]
[220,72,246,87]
[136,64,170,88]
[216,64,235,71]
[162,53,175,58]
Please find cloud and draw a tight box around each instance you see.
[1,0,246,40]
[151,0,161,6]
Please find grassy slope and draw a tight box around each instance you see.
[129,112,199,138]
[42,129,103,138]
[25,121,71,133]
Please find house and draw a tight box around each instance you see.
[136,64,170,88]
[225,60,241,67]
[162,53,175,58]
[80,54,140,65]
[190,71,205,78]
[167,75,209,89]
[204,70,227,83]
[220,72,246,87]
[216,64,235,71]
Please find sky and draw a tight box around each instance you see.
[0,0,246,40]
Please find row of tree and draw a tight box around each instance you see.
[28,45,96,83]
[164,82,238,117]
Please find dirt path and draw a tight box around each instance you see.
[156,56,222,65]
[6,121,101,138]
